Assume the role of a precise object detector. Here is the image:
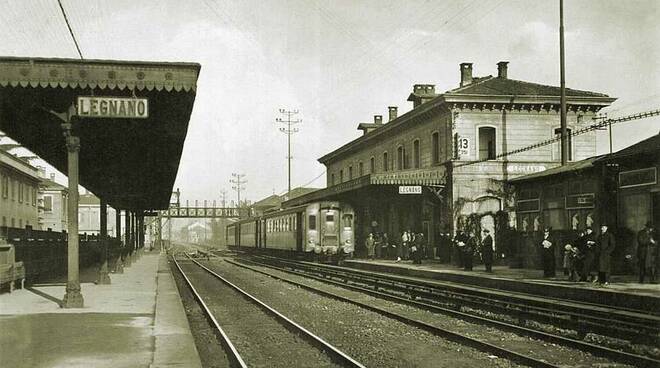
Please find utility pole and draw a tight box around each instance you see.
[230,173,247,208]
[220,189,227,207]
[276,109,301,195]
[559,0,569,166]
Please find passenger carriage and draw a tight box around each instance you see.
[226,201,354,262]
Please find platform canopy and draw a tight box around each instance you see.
[0,57,200,210]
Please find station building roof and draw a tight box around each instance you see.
[0,56,200,210]
[319,71,615,165]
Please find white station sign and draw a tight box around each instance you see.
[77,96,149,119]
[398,185,422,194]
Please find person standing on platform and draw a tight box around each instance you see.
[400,230,410,261]
[365,233,375,260]
[374,233,382,259]
[454,230,468,269]
[381,233,390,260]
[464,231,477,271]
[582,227,597,282]
[635,222,657,283]
[573,231,586,281]
[540,227,556,278]
[481,229,494,273]
[597,224,616,285]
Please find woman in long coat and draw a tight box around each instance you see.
[597,225,616,285]
[540,228,556,277]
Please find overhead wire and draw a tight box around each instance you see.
[57,0,84,59]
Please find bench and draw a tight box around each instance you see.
[0,243,26,292]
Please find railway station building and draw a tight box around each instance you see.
[286,61,615,260]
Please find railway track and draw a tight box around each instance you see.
[232,254,659,368]
[171,252,365,368]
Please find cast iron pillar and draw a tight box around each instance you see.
[125,210,132,266]
[138,215,145,250]
[62,130,84,308]
[96,198,111,284]
[115,208,124,273]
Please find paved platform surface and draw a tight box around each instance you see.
[0,251,202,368]
[344,259,660,313]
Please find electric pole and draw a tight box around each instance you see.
[276,109,301,195]
[230,173,247,207]
[220,189,227,207]
[559,0,568,166]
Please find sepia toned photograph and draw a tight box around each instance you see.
[0,1,658,367]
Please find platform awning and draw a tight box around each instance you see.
[283,167,446,207]
[0,57,200,210]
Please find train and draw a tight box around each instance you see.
[226,201,355,262]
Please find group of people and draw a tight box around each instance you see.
[452,229,494,272]
[552,222,657,285]
[363,230,430,263]
[546,225,615,284]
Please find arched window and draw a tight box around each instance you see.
[397,146,404,170]
[383,152,388,171]
[432,132,439,164]
[331,173,335,186]
[370,157,375,173]
[339,169,343,182]
[478,127,496,160]
[349,165,353,180]
[413,139,421,168]
[358,161,363,176]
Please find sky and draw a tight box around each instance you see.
[0,0,658,206]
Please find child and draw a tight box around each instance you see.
[563,244,574,276]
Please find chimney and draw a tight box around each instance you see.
[49,173,55,181]
[460,62,473,87]
[388,106,398,121]
[408,84,436,108]
[374,115,383,125]
[497,61,509,79]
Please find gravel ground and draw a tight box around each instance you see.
[199,257,525,368]
[209,257,638,368]
[177,260,342,368]
[170,259,232,368]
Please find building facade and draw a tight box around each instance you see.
[511,133,660,270]
[0,149,39,228]
[38,175,68,232]
[78,192,117,236]
[287,61,615,259]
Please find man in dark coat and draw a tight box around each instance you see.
[636,223,657,283]
[597,224,616,285]
[464,231,477,271]
[540,227,556,277]
[454,230,468,268]
[581,227,597,282]
[481,229,494,272]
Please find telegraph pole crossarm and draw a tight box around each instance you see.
[276,109,302,196]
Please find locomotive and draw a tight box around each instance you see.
[226,201,355,262]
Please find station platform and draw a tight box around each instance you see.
[343,259,660,314]
[0,251,202,368]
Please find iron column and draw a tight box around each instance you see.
[62,132,83,308]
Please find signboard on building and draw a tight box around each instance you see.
[619,167,657,188]
[399,185,422,194]
[457,137,470,157]
[159,207,244,218]
[77,96,149,119]
[565,193,595,209]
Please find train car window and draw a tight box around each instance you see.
[326,214,334,222]
[308,215,317,230]
[342,214,353,228]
